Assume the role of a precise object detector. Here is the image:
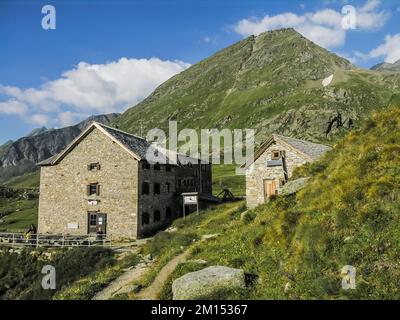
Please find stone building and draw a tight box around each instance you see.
[37,122,212,239]
[244,134,331,208]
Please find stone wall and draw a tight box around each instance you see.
[38,127,139,239]
[245,140,309,208]
[137,163,177,237]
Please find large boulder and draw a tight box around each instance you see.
[172,266,245,300]
[281,177,311,196]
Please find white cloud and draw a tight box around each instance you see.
[0,100,28,115]
[233,0,389,49]
[0,57,190,127]
[369,34,400,63]
[29,114,50,126]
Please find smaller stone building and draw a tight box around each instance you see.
[37,122,213,239]
[244,134,331,208]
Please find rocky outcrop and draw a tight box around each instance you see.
[0,113,119,183]
[0,186,38,200]
[172,266,245,300]
[281,177,311,196]
[371,59,400,72]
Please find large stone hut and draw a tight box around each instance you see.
[37,122,213,239]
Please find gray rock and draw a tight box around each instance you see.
[172,266,245,300]
[186,259,207,265]
[281,177,311,196]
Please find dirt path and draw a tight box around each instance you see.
[135,249,191,300]
[92,261,151,300]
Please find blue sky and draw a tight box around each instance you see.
[0,0,399,144]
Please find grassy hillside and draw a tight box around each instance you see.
[115,28,400,144]
[152,105,400,299]
[3,171,40,189]
[0,198,38,232]
[0,247,120,300]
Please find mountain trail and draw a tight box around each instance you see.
[135,249,192,300]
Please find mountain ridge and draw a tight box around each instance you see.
[114,28,400,144]
[371,59,400,72]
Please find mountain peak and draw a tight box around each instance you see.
[371,59,400,72]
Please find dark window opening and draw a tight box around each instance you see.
[154,162,161,171]
[271,150,281,160]
[142,161,150,170]
[166,207,172,219]
[87,183,100,196]
[166,182,170,193]
[88,163,100,171]
[166,165,171,172]
[142,212,150,225]
[142,182,150,195]
[154,210,161,222]
[154,183,161,194]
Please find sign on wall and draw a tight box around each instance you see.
[67,222,79,229]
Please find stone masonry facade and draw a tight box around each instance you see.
[38,127,139,238]
[38,123,213,239]
[246,140,309,208]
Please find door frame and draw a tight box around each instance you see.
[88,212,107,235]
[263,179,277,201]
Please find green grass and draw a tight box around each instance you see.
[128,201,246,297]
[212,164,245,196]
[0,247,117,300]
[184,105,400,300]
[0,198,38,232]
[147,106,400,300]
[54,253,140,300]
[3,171,40,188]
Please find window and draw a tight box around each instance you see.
[166,207,172,219]
[154,162,161,171]
[166,182,170,193]
[89,213,97,226]
[154,210,161,222]
[142,212,150,225]
[142,161,150,170]
[87,183,100,196]
[154,183,161,194]
[166,165,171,172]
[271,150,281,160]
[142,182,150,195]
[88,163,100,171]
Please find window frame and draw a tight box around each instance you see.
[271,150,281,160]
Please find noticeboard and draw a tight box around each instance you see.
[183,195,198,205]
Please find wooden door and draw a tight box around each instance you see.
[263,180,276,200]
[88,213,107,234]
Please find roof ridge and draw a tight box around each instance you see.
[95,122,147,141]
[273,134,330,147]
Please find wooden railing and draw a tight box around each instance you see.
[0,232,112,248]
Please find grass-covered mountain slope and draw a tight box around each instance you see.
[150,105,400,299]
[115,28,400,144]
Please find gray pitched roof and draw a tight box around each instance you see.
[37,122,206,166]
[243,133,331,169]
[98,123,152,160]
[273,134,332,160]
